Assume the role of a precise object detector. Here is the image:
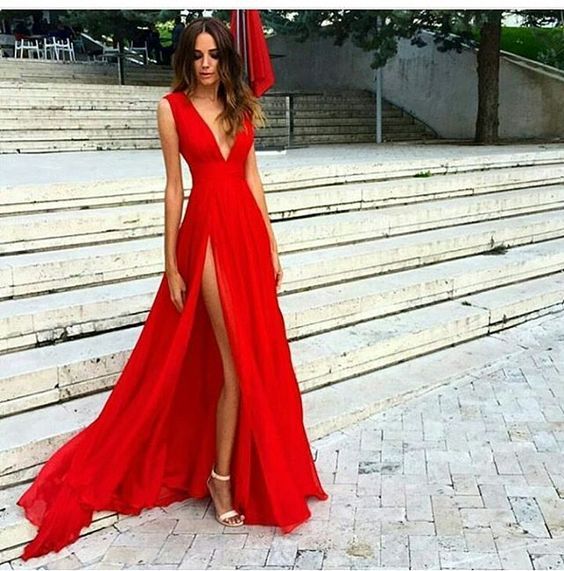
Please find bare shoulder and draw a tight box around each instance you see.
[157,94,173,114]
[157,96,176,132]
[157,94,178,147]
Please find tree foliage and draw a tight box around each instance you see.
[60,10,192,42]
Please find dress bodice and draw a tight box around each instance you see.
[164,91,255,186]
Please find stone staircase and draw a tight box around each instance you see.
[0,58,174,86]
[1,146,564,563]
[0,80,436,153]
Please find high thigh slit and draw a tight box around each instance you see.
[16,90,329,561]
[201,234,240,394]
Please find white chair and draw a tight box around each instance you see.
[55,37,75,61]
[15,38,41,59]
[129,42,149,64]
[43,36,59,60]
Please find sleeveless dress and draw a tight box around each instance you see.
[16,90,329,561]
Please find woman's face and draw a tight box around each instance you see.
[193,32,220,87]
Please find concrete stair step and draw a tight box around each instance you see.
[1,121,425,139]
[0,138,160,154]
[4,162,561,216]
[292,98,382,108]
[0,236,161,298]
[2,208,562,299]
[0,202,161,253]
[0,95,162,106]
[1,128,433,153]
[384,132,438,140]
[292,133,431,144]
[0,101,286,119]
[0,60,169,75]
[4,93,379,103]
[1,116,417,130]
[0,109,163,120]
[1,269,563,492]
[0,80,166,92]
[2,237,563,414]
[0,179,164,216]
[292,123,426,136]
[0,87,378,105]
[0,99,289,115]
[0,75,123,85]
[0,127,160,141]
[270,116,413,128]
[274,185,564,252]
[0,109,399,124]
[0,99,382,115]
[1,138,284,154]
[0,100,162,111]
[383,123,430,133]
[0,118,162,130]
[0,81,375,95]
[0,275,157,354]
[2,134,438,154]
[289,108,402,119]
[2,184,563,254]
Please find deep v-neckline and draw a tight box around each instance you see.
[184,94,238,163]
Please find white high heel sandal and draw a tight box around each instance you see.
[206,467,245,527]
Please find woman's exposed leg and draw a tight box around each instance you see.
[200,236,243,525]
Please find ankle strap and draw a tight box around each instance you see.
[211,467,230,481]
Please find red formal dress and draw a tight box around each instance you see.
[16,90,329,561]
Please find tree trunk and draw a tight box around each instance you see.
[475,11,502,143]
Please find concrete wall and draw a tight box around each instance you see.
[268,33,376,92]
[267,31,564,140]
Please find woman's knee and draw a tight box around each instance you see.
[201,239,241,391]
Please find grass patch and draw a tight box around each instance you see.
[469,25,564,70]
[414,170,432,178]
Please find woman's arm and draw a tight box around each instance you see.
[157,97,184,276]
[244,143,278,254]
[157,97,187,311]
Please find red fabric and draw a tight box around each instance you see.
[230,10,275,97]
[16,91,328,561]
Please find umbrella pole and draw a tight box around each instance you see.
[235,10,247,84]
[242,10,248,84]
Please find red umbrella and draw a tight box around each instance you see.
[230,9,275,97]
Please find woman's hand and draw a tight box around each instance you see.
[272,249,283,292]
[167,269,186,312]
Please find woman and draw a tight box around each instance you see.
[16,16,328,561]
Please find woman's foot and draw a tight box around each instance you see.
[207,469,245,526]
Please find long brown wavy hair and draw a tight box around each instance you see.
[170,16,268,139]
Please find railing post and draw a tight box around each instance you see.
[375,14,383,144]
[285,94,294,149]
[117,39,125,86]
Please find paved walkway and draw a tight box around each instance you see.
[5,311,564,570]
